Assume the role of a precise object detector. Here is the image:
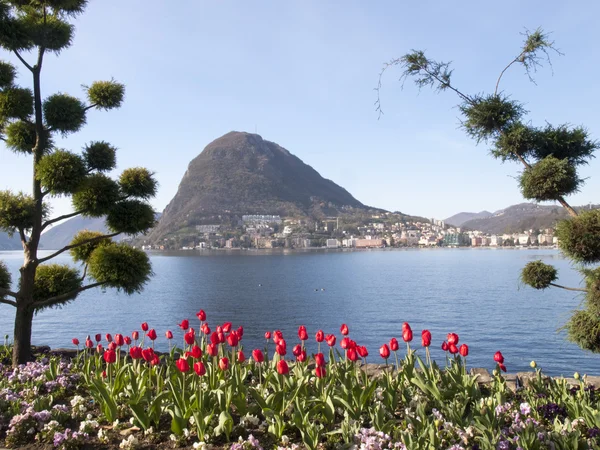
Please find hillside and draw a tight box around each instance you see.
[459,203,599,234]
[0,232,21,250]
[445,211,492,227]
[39,216,112,250]
[147,132,378,241]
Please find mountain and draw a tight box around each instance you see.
[458,203,599,234]
[147,131,375,241]
[445,211,492,227]
[39,216,111,250]
[0,232,22,250]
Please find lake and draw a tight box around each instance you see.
[0,248,597,376]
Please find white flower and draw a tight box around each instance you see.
[86,414,93,420]
[129,417,135,425]
[170,434,178,442]
[184,428,190,438]
[281,435,290,445]
[144,427,154,436]
[193,441,208,450]
[189,416,196,425]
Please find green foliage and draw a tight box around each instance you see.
[119,167,158,199]
[86,80,125,110]
[4,120,36,154]
[106,200,155,235]
[36,149,86,195]
[518,27,559,75]
[397,50,455,94]
[459,94,525,142]
[520,260,557,289]
[566,309,600,353]
[519,156,581,201]
[0,60,16,88]
[0,87,33,120]
[0,260,11,292]
[46,0,88,16]
[83,141,116,172]
[0,8,34,52]
[531,124,598,166]
[43,93,86,134]
[88,244,152,295]
[491,123,536,162]
[69,230,112,263]
[555,210,600,264]
[72,174,120,217]
[32,264,82,309]
[23,13,74,51]
[0,190,45,234]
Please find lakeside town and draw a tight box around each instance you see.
[140,213,560,251]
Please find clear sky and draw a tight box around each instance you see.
[1,0,599,221]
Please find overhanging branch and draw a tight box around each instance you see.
[38,232,121,263]
[13,50,33,72]
[32,281,106,310]
[42,210,86,231]
[0,288,18,300]
[0,298,17,307]
[549,282,587,293]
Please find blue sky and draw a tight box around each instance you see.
[1,0,599,221]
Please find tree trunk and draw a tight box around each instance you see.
[12,303,34,366]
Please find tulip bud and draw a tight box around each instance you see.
[486,398,493,407]
[574,372,580,380]
[340,324,349,336]
[459,344,469,357]
[72,338,80,346]
[196,310,206,321]
[194,361,206,376]
[530,360,537,369]
[132,331,139,341]
[165,330,173,340]
[277,359,289,375]
[141,323,149,332]
[179,319,189,331]
[315,366,326,378]
[389,338,399,352]
[219,357,229,371]
[222,322,232,333]
[314,353,326,367]
[493,351,504,364]
[315,330,324,342]
[252,349,264,363]
[379,344,390,359]
[237,350,245,363]
[264,331,272,340]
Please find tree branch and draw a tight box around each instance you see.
[549,282,587,293]
[32,281,106,310]
[38,232,120,263]
[13,50,33,72]
[0,298,17,307]
[18,228,28,246]
[0,288,18,299]
[495,56,522,95]
[84,103,98,112]
[42,210,86,231]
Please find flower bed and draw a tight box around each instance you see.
[1,314,599,450]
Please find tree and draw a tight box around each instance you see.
[0,1,157,366]
[380,28,600,352]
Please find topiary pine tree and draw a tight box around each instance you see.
[0,1,157,366]
[378,28,600,352]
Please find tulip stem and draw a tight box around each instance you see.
[394,351,399,372]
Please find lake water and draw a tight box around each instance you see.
[0,248,597,376]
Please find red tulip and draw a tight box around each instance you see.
[105,333,112,343]
[114,334,124,346]
[237,326,244,338]
[340,324,349,336]
[132,331,139,341]
[101,370,107,379]
[449,343,458,354]
[252,349,264,363]
[184,329,196,346]
[340,337,351,350]
[103,349,116,364]
[326,334,336,347]
[298,325,308,341]
[459,344,469,357]
[196,310,206,321]
[179,320,189,331]
[237,350,245,363]
[389,338,399,351]
[95,334,102,342]
[130,346,143,359]
[194,361,206,376]
[379,344,390,359]
[292,344,302,357]
[141,323,149,332]
[219,357,229,371]
[201,323,211,335]
[124,336,132,346]
[402,328,413,343]
[264,331,272,340]
[314,352,326,367]
[165,330,173,340]
[441,341,449,351]
[85,338,93,349]
[499,363,507,372]
[222,322,232,333]
[277,359,289,375]
[421,330,432,347]
[297,350,307,362]
[347,348,358,362]
[190,345,202,359]
[226,332,239,347]
[276,342,287,356]
[273,330,283,344]
[357,346,369,358]
[176,357,190,373]
[96,344,103,353]
[315,330,324,342]
[402,322,410,331]
[151,355,160,366]
[72,338,79,346]
[206,343,218,357]
[108,342,117,351]
[146,329,157,341]
[315,366,326,378]
[447,333,459,345]
[141,348,155,362]
[217,332,225,344]
[494,351,504,364]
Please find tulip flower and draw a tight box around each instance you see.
[277,359,289,375]
[447,333,459,345]
[441,341,449,351]
[297,350,307,362]
[114,334,124,347]
[176,357,190,373]
[85,338,93,349]
[315,366,326,378]
[103,349,116,364]
[276,342,287,356]
[292,344,302,357]
[499,363,507,372]
[325,334,336,347]
[402,322,410,331]
[252,349,264,363]
[379,344,390,359]
[216,325,223,334]
[237,350,245,363]
[95,333,102,343]
[190,345,202,359]
[101,370,107,379]
[196,310,206,321]
[194,361,206,376]
[72,338,79,346]
[165,330,173,340]
[132,331,139,341]
[264,331,272,340]
[151,355,160,366]
[226,332,239,347]
[273,330,283,345]
[389,338,399,351]
[105,333,112,343]
[237,326,244,338]
[206,343,218,357]
[421,330,432,347]
[494,351,504,363]
[124,336,132,346]
[179,319,189,331]
[314,352,326,367]
[184,329,196,346]
[222,322,232,333]
[459,344,469,357]
[340,337,351,350]
[449,343,458,354]
[217,332,225,344]
[340,324,349,336]
[298,325,308,341]
[201,323,211,335]
[357,346,368,359]
[219,357,229,371]
[315,330,324,342]
[108,342,117,351]
[347,348,358,362]
[146,329,157,341]
[402,328,413,343]
[130,346,143,359]
[141,348,155,362]
[96,344,103,353]
[141,323,149,332]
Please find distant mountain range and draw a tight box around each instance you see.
[0,232,21,250]
[446,203,599,234]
